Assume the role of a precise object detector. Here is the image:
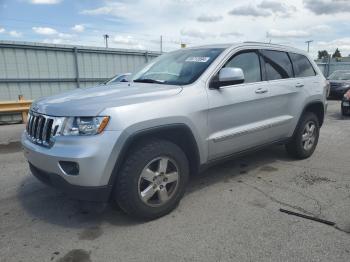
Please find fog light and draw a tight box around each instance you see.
[59,161,79,176]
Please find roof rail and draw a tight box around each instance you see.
[243,41,291,47]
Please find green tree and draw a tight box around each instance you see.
[318,50,329,59]
[332,48,342,58]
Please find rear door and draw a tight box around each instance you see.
[258,49,303,141]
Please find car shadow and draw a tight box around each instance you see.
[17,144,293,228]
[327,111,350,120]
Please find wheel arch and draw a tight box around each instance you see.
[301,101,325,127]
[107,123,201,191]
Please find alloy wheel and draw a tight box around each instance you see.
[138,157,179,207]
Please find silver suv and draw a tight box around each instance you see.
[22,42,328,219]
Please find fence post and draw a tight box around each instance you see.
[326,55,331,77]
[145,51,149,63]
[73,47,80,88]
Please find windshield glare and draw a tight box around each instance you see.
[328,71,350,80]
[133,48,224,85]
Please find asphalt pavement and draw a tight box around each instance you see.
[0,100,349,262]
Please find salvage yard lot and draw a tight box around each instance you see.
[0,100,349,262]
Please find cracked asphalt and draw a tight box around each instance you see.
[0,100,350,262]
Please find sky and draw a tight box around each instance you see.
[0,0,350,58]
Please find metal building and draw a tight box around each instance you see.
[0,40,160,122]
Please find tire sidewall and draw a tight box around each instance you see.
[116,140,189,219]
[295,113,320,158]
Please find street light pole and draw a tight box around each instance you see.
[103,34,110,48]
[305,40,313,52]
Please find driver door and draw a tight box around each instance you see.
[207,50,275,160]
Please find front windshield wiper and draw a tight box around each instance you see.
[133,78,166,84]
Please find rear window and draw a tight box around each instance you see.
[261,50,293,80]
[289,53,316,77]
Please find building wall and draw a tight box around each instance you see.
[0,41,160,122]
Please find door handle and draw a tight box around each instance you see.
[295,83,304,88]
[255,88,268,94]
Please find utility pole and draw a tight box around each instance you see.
[103,34,109,48]
[305,40,313,52]
[160,35,163,53]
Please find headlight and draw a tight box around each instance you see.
[61,116,110,136]
[341,83,350,89]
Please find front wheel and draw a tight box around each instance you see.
[114,139,189,220]
[285,112,320,159]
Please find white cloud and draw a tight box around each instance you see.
[32,26,72,38]
[180,28,214,39]
[32,26,58,35]
[220,31,243,38]
[229,5,271,17]
[317,38,350,52]
[258,0,296,16]
[43,38,64,44]
[197,14,223,22]
[80,3,126,16]
[267,29,311,38]
[58,33,73,38]
[29,0,62,4]
[311,24,332,34]
[0,27,5,33]
[9,30,22,37]
[113,36,136,45]
[71,24,85,33]
[112,35,145,49]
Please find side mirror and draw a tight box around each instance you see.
[210,67,245,89]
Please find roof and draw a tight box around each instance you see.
[189,41,305,54]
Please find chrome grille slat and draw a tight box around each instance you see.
[29,114,36,137]
[33,116,39,139]
[26,114,32,133]
[42,117,49,143]
[35,116,44,143]
[26,112,58,147]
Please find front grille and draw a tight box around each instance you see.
[26,112,60,147]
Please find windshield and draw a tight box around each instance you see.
[133,48,224,85]
[328,71,350,80]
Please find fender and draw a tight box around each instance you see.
[106,123,201,193]
[291,100,325,138]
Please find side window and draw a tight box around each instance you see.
[289,53,316,77]
[224,51,261,83]
[261,50,293,80]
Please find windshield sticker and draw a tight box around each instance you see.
[185,56,210,63]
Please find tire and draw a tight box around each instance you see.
[285,112,320,159]
[341,104,347,116]
[114,139,189,220]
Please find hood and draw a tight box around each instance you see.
[32,82,183,116]
[329,80,350,84]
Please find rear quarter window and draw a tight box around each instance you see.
[289,53,316,77]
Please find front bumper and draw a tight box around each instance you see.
[22,130,122,200]
[29,163,111,201]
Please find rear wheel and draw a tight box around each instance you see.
[285,112,320,159]
[114,139,189,220]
